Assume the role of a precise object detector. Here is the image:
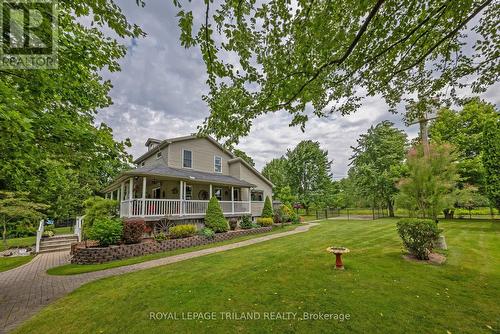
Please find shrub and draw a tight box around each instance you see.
[169,224,197,239]
[251,223,260,228]
[83,196,119,236]
[122,219,145,244]
[228,218,238,230]
[42,230,54,238]
[256,217,273,227]
[200,227,215,239]
[396,218,440,260]
[261,196,274,218]
[154,232,167,242]
[87,217,123,247]
[281,204,299,223]
[205,197,229,232]
[273,208,283,225]
[239,215,253,229]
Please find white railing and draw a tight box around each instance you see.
[75,216,83,242]
[119,199,253,218]
[35,219,44,253]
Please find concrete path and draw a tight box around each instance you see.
[0,222,319,333]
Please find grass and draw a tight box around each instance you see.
[0,255,34,273]
[47,225,300,276]
[15,219,500,334]
[0,226,74,252]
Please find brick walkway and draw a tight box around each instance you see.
[0,222,319,333]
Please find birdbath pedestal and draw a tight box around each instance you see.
[327,247,350,270]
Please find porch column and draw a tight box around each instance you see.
[248,187,251,214]
[231,186,234,213]
[110,191,114,200]
[179,180,184,215]
[209,184,212,199]
[141,176,147,216]
[120,182,125,201]
[128,178,133,216]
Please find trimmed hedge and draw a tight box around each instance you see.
[256,217,273,227]
[169,224,197,239]
[205,197,229,232]
[261,196,274,218]
[396,218,440,260]
[122,219,145,244]
[239,215,253,229]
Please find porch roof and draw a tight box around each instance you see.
[104,162,256,192]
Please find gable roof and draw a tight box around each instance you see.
[133,134,235,164]
[103,161,256,192]
[228,157,274,187]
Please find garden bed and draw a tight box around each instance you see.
[71,226,273,264]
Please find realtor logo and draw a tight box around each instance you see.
[0,0,58,69]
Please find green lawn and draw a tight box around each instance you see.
[0,236,36,252]
[15,219,500,334]
[47,225,300,276]
[0,255,34,273]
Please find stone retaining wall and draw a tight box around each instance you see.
[71,226,273,264]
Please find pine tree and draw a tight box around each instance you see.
[261,196,274,218]
[205,197,229,232]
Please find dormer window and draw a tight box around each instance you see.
[156,151,162,159]
[214,156,222,173]
[183,149,192,168]
[141,161,145,167]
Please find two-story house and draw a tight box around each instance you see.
[102,135,273,222]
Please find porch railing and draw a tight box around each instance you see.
[120,199,252,218]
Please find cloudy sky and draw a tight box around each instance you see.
[97,1,499,179]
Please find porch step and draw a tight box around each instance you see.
[39,235,77,253]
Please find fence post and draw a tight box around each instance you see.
[316,209,318,220]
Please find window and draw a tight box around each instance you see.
[251,190,263,201]
[152,187,161,199]
[214,188,222,201]
[214,156,222,173]
[156,151,162,159]
[140,161,145,167]
[185,185,193,200]
[233,188,240,201]
[183,150,192,168]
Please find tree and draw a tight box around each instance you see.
[262,157,289,197]
[349,121,408,216]
[275,186,296,206]
[205,196,229,232]
[483,116,500,212]
[430,99,499,190]
[261,196,274,218]
[455,185,489,219]
[286,141,332,214]
[397,143,459,220]
[233,149,255,166]
[0,2,143,219]
[0,192,47,247]
[173,1,498,144]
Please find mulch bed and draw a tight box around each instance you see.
[403,252,446,265]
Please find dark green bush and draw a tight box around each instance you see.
[239,215,253,229]
[256,217,273,227]
[204,197,229,232]
[261,196,274,218]
[169,224,197,239]
[396,218,440,260]
[122,219,145,244]
[87,217,123,247]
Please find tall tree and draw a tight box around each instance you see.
[0,192,47,247]
[430,99,499,190]
[173,1,498,144]
[232,149,255,166]
[0,2,143,219]
[482,116,500,212]
[262,157,289,197]
[349,121,408,216]
[285,140,332,213]
[397,143,459,220]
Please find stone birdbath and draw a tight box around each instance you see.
[327,247,350,270]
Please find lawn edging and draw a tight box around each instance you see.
[71,226,273,264]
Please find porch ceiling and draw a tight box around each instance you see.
[104,162,256,191]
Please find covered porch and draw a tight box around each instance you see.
[105,175,256,219]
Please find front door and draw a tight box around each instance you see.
[233,188,240,201]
